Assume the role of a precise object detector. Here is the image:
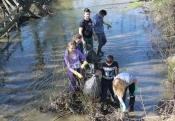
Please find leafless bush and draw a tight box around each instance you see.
[147,1,175,120]
[152,0,175,36]
[150,0,175,58]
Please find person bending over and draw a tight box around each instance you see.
[113,71,138,112]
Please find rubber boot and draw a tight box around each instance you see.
[97,48,100,55]
[100,102,104,113]
[97,48,103,56]
[114,97,120,108]
[99,50,104,54]
[111,95,120,108]
[129,95,135,112]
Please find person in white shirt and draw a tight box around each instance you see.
[113,71,138,112]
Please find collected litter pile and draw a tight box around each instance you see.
[46,90,127,121]
[40,76,129,121]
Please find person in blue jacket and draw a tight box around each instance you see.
[92,9,112,56]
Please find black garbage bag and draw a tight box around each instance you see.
[83,44,101,74]
[83,76,101,98]
[83,44,100,63]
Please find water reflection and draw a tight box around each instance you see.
[50,0,123,10]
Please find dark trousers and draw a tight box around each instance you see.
[96,32,107,53]
[77,43,83,54]
[100,80,115,103]
[123,83,135,109]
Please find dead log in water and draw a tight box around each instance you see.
[0,0,53,38]
[0,6,22,38]
[0,0,21,38]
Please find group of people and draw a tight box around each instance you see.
[93,55,138,113]
[79,8,111,56]
[64,8,139,113]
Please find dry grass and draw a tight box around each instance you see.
[147,0,175,120]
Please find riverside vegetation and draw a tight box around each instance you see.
[149,0,175,120]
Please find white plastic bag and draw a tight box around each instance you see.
[83,76,101,98]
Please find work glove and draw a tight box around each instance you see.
[133,85,138,96]
[93,35,97,41]
[73,71,83,79]
[104,22,112,28]
[81,61,88,69]
[121,102,126,112]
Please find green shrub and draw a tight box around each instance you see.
[123,1,143,12]
[128,1,143,9]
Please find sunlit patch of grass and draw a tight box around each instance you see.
[128,1,143,9]
[123,1,143,12]
[119,68,131,72]
[153,0,172,4]
[55,68,67,74]
[0,71,5,75]
[168,62,175,82]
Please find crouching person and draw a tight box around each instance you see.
[64,42,88,98]
[113,72,138,112]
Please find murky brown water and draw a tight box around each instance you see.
[0,0,166,120]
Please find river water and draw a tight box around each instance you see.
[0,0,166,121]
